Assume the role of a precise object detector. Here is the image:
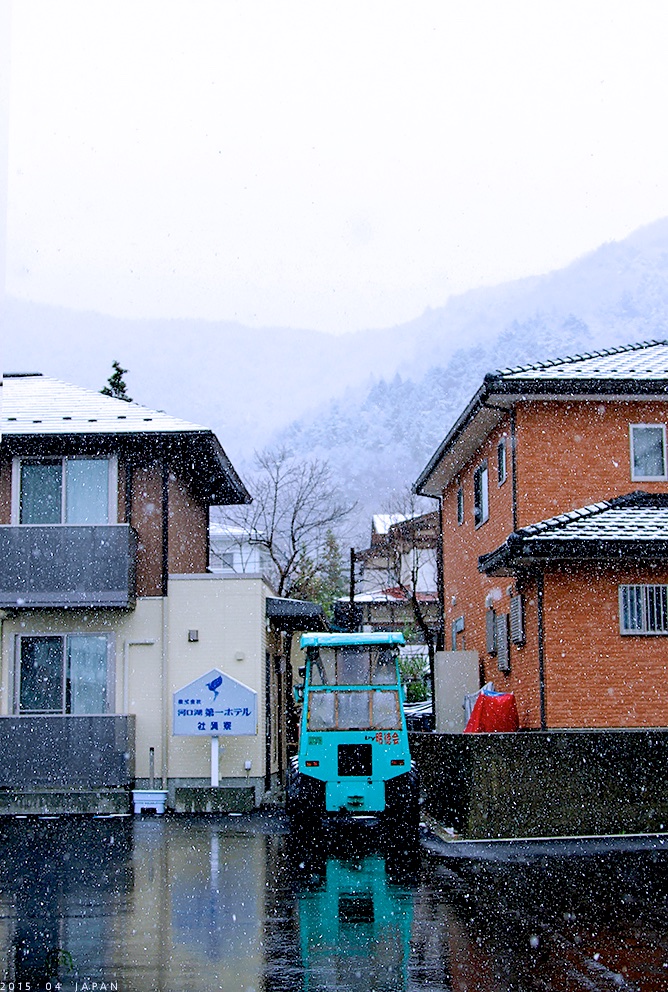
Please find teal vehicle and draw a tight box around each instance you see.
[287,632,419,841]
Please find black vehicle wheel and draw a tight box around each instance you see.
[286,758,325,836]
[384,765,420,852]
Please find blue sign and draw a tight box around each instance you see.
[173,669,257,736]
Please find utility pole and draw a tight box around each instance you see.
[348,547,356,632]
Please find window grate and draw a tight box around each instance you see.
[620,584,668,635]
[457,486,464,525]
[496,614,510,672]
[510,594,525,645]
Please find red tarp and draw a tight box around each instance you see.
[464,690,519,733]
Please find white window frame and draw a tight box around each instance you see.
[629,424,667,482]
[11,455,118,525]
[497,439,507,486]
[456,486,464,525]
[14,632,116,714]
[473,461,489,528]
[619,584,668,635]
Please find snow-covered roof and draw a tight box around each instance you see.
[1,373,208,435]
[1,373,251,506]
[209,522,264,540]
[497,339,668,381]
[416,340,668,497]
[337,586,438,603]
[479,491,668,575]
[372,513,407,535]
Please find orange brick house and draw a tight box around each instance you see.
[415,340,668,730]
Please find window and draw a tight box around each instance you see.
[308,645,399,687]
[473,462,489,527]
[497,440,507,485]
[630,425,667,481]
[619,585,668,635]
[17,457,113,524]
[17,634,112,713]
[457,486,464,525]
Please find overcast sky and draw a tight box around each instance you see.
[4,0,668,334]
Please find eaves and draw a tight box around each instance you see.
[479,536,668,577]
[414,373,668,498]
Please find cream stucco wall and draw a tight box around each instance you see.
[0,574,272,788]
[166,574,268,784]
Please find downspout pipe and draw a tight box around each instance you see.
[536,571,547,730]
[510,407,518,532]
[161,459,170,788]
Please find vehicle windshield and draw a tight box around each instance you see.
[307,689,402,731]
[308,645,398,687]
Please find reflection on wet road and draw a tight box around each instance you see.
[0,814,666,991]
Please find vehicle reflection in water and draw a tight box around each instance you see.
[289,838,418,992]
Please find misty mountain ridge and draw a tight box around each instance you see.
[275,216,668,531]
[4,216,668,536]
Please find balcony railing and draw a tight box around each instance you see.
[0,524,138,608]
[0,715,135,789]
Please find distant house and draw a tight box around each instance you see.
[415,340,668,730]
[208,521,272,576]
[335,511,441,644]
[0,373,324,813]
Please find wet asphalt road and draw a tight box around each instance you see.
[0,812,666,991]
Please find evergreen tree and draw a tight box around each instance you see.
[318,530,346,617]
[101,361,132,402]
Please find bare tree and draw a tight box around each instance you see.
[222,447,355,598]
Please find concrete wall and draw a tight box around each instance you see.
[411,729,668,839]
[433,650,480,733]
[166,574,268,799]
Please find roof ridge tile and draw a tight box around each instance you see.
[495,339,668,377]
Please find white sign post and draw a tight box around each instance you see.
[211,736,220,788]
[173,669,258,788]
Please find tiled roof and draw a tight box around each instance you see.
[479,492,668,574]
[1,373,207,435]
[517,493,668,542]
[495,340,668,381]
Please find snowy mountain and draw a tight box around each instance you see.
[275,217,668,532]
[4,216,668,535]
